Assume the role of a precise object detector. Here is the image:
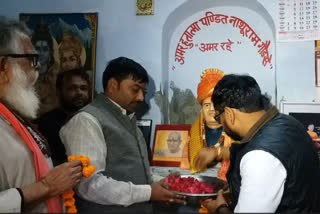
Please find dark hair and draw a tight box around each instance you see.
[31,24,53,64]
[31,24,53,50]
[102,57,149,90]
[212,74,271,113]
[56,68,91,92]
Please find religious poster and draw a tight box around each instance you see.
[19,13,98,116]
[136,0,154,15]
[277,0,320,41]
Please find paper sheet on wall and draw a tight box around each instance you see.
[277,0,320,41]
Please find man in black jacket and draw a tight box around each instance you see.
[202,74,320,213]
[37,68,91,166]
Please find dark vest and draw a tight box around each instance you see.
[76,94,152,213]
[227,110,320,212]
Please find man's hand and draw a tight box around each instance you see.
[203,190,229,213]
[193,147,216,171]
[40,160,82,197]
[150,181,186,204]
[22,160,82,207]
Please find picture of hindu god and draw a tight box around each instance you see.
[58,31,86,72]
[155,131,183,157]
[32,23,60,115]
[34,31,89,116]
[32,24,57,75]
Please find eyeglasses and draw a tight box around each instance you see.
[214,110,224,124]
[0,54,39,68]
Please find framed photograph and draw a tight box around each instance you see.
[289,112,320,137]
[151,124,191,167]
[20,13,98,115]
[136,0,154,15]
[280,102,320,141]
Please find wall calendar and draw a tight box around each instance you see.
[277,0,320,41]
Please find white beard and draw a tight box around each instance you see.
[3,63,39,119]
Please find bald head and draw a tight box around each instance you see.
[166,131,182,153]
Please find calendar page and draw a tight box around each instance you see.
[277,0,320,41]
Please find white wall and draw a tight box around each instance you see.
[1,0,318,146]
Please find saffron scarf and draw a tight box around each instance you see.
[0,103,62,213]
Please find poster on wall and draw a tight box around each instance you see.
[20,13,98,116]
[136,0,154,15]
[277,0,320,41]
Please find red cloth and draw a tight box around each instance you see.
[0,103,62,213]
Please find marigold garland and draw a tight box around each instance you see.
[62,155,95,213]
[198,199,209,213]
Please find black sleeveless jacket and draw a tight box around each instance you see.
[226,107,320,212]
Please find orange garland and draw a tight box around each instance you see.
[62,155,95,213]
[198,199,209,213]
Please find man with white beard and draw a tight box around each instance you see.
[0,17,83,213]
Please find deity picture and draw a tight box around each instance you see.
[20,13,97,116]
[136,0,154,15]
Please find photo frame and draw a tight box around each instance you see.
[20,13,98,115]
[151,124,191,167]
[289,112,320,136]
[136,0,154,15]
[280,101,320,138]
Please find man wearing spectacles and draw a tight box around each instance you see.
[189,69,234,182]
[0,17,82,213]
[0,53,39,68]
[202,74,320,213]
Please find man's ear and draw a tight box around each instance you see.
[225,107,235,125]
[110,78,119,89]
[106,78,119,95]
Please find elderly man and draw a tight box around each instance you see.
[166,131,182,156]
[60,57,185,213]
[156,131,183,157]
[203,74,320,213]
[0,17,82,213]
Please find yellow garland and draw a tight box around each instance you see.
[62,155,95,213]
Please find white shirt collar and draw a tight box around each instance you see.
[107,97,135,119]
